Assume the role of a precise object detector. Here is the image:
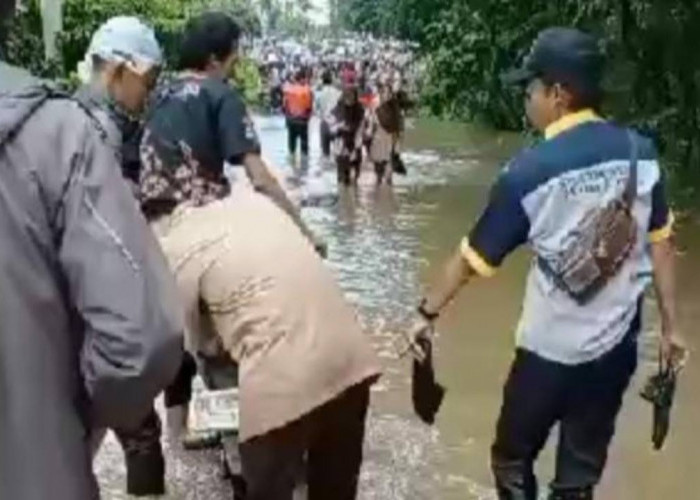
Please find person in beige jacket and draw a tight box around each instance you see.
[151,187,381,500]
[140,12,381,500]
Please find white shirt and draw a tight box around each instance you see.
[315,85,341,122]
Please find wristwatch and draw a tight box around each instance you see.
[418,299,439,322]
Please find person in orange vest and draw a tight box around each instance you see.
[283,68,314,159]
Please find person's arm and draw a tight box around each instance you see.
[216,88,324,254]
[651,238,688,370]
[421,246,477,316]
[56,111,183,431]
[406,171,529,357]
[648,171,688,370]
[243,152,324,254]
[651,239,678,333]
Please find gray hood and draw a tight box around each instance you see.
[0,60,38,92]
[0,81,53,146]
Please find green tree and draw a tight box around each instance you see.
[4,0,262,78]
[341,0,700,198]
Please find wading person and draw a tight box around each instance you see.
[315,70,341,158]
[366,83,402,185]
[0,6,183,500]
[75,17,200,496]
[283,68,314,160]
[406,27,687,500]
[330,86,365,185]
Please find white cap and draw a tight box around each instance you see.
[78,16,162,83]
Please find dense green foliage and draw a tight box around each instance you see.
[233,55,263,105]
[4,1,699,197]
[3,0,260,77]
[2,0,263,103]
[340,0,700,200]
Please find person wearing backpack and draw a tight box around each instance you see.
[404,27,687,500]
[75,17,201,497]
[0,6,183,500]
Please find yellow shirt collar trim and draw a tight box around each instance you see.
[544,109,603,140]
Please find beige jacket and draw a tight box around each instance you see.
[152,188,381,441]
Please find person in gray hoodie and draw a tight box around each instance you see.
[0,6,183,500]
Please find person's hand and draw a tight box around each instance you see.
[660,331,689,373]
[309,232,327,258]
[397,316,434,363]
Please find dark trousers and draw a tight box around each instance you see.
[164,350,198,407]
[239,382,370,500]
[374,161,389,184]
[320,120,332,157]
[114,351,197,496]
[287,119,309,156]
[492,323,639,500]
[337,155,361,185]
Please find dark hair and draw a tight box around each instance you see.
[541,75,603,112]
[335,87,364,134]
[322,70,332,85]
[178,11,241,71]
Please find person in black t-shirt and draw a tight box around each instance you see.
[140,11,322,253]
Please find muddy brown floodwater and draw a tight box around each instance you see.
[95,115,700,499]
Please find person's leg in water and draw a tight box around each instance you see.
[300,120,310,158]
[337,155,351,186]
[105,348,196,497]
[549,330,638,500]
[287,120,299,159]
[114,410,166,497]
[374,161,387,185]
[164,350,198,440]
[491,349,566,500]
[350,145,362,184]
[306,382,371,500]
[350,158,361,185]
[239,413,309,500]
[385,164,393,186]
[320,121,331,158]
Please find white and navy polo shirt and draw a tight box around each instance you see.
[462,110,673,365]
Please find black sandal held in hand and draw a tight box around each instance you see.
[412,334,446,425]
[640,365,677,450]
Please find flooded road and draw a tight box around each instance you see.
[96,115,700,499]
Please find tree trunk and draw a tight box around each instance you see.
[39,0,62,61]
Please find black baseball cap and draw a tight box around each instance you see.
[502,27,604,91]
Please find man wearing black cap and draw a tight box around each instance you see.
[406,27,687,499]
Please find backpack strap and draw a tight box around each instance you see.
[623,130,639,208]
[0,84,66,149]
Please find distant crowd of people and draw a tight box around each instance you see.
[251,34,417,185]
[275,65,411,186]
